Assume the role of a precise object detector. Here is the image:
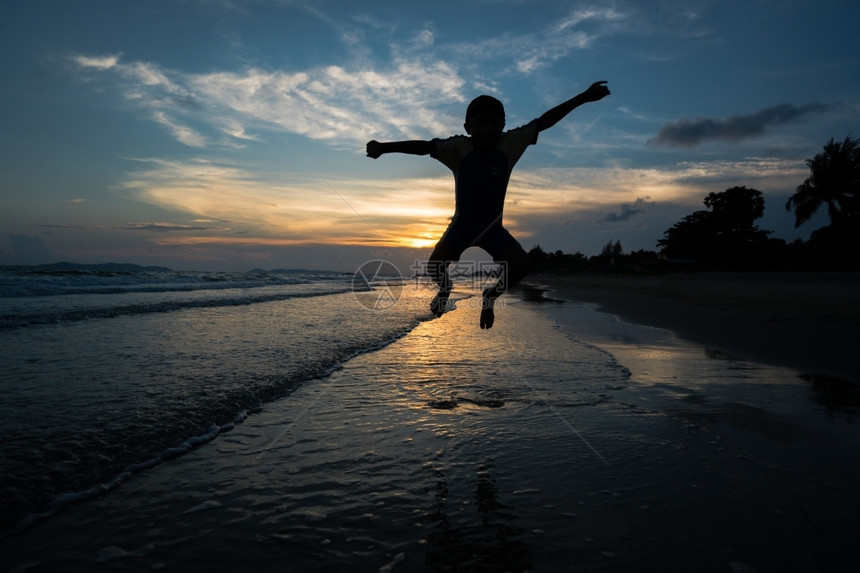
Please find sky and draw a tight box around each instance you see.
[2,0,859,272]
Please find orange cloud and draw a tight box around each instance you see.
[118,156,806,252]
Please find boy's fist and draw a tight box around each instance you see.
[366,140,382,159]
[584,81,610,102]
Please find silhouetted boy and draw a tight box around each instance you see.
[366,81,610,329]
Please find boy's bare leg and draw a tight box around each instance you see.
[430,289,451,317]
[427,243,458,318]
[428,262,452,317]
[480,240,530,329]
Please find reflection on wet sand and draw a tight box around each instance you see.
[426,463,532,572]
[803,372,860,418]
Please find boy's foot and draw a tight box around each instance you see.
[430,292,450,317]
[480,290,497,329]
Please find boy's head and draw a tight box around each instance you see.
[465,95,505,125]
[464,95,505,149]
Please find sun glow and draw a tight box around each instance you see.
[404,236,439,249]
[114,155,808,259]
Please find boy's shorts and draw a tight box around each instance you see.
[433,222,522,261]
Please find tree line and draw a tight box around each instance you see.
[530,135,860,273]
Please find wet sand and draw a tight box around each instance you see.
[518,277,860,572]
[525,272,860,383]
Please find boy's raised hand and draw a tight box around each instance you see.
[366,140,382,159]
[584,81,610,102]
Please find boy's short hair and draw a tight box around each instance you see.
[465,95,505,124]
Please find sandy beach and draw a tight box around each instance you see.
[2,279,859,571]
[526,272,860,383]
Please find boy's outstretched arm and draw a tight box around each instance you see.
[536,81,610,132]
[366,140,434,159]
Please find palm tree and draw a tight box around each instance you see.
[785,135,860,227]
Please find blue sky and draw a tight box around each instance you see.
[2,0,858,271]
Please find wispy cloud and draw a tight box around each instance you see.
[116,222,227,232]
[441,6,628,78]
[67,4,633,150]
[515,6,629,74]
[152,111,207,147]
[648,103,831,147]
[71,52,466,148]
[71,53,121,70]
[557,6,627,31]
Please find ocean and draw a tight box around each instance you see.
[1,265,858,571]
[0,265,430,535]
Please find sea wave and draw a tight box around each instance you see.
[0,287,354,328]
[0,267,360,328]
[0,267,350,298]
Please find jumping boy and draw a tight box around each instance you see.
[366,80,610,329]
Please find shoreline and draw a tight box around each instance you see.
[517,272,860,383]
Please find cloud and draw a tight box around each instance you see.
[152,112,207,147]
[514,31,592,74]
[70,52,466,148]
[116,222,227,232]
[414,29,434,48]
[71,53,121,70]
[503,157,806,224]
[103,152,808,261]
[601,197,653,222]
[558,7,619,29]
[37,224,92,229]
[442,7,626,77]
[648,103,830,147]
[117,157,454,248]
[191,60,466,141]
[1,234,55,265]
[66,5,632,149]
[513,6,629,74]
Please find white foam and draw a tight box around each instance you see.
[378,552,406,572]
[182,500,223,515]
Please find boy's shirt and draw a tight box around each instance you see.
[431,121,539,228]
